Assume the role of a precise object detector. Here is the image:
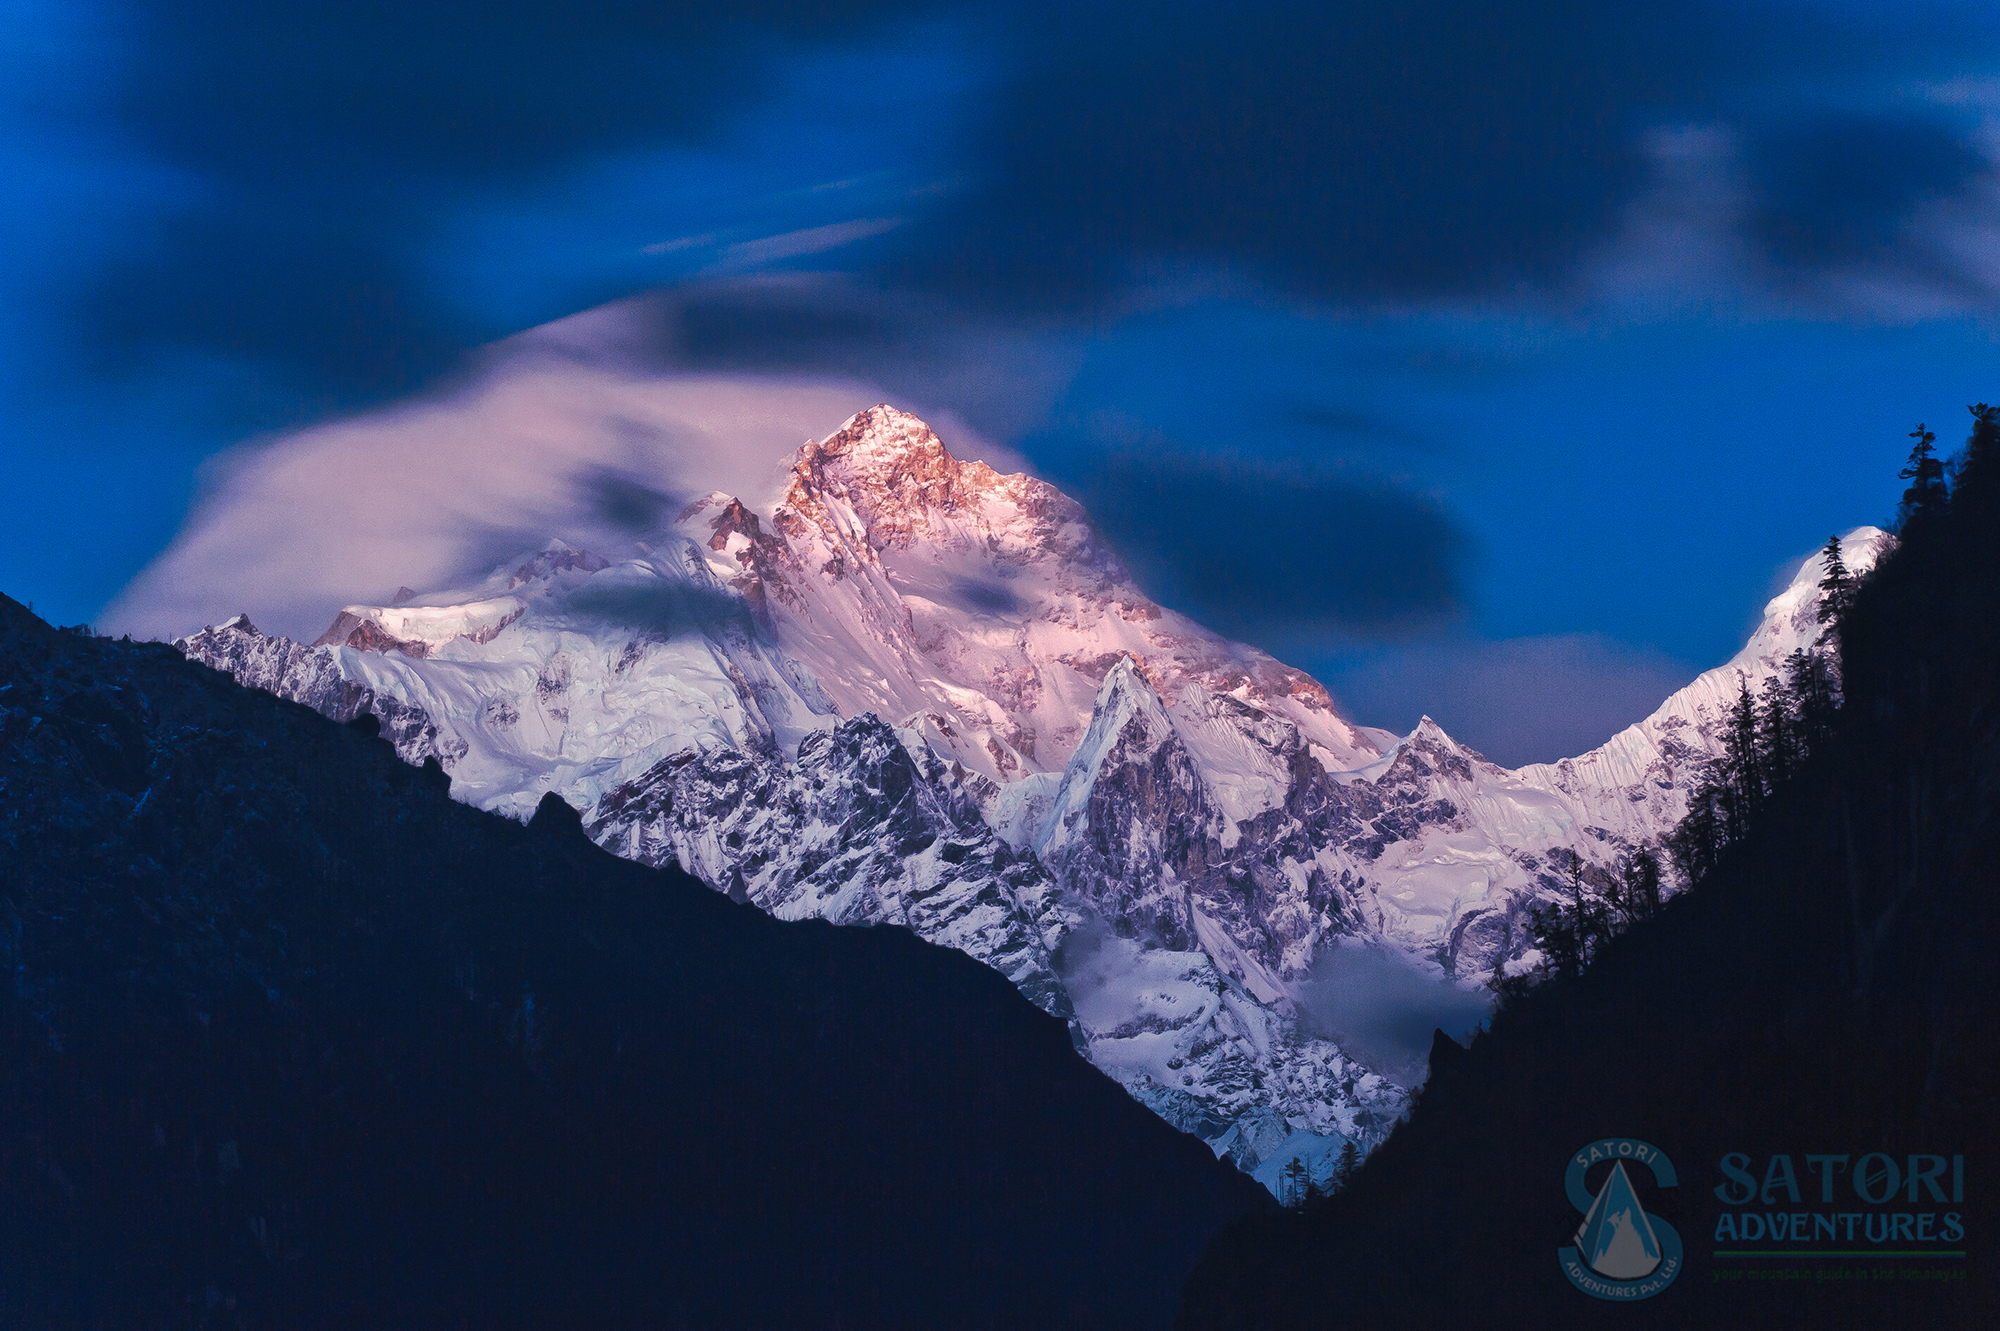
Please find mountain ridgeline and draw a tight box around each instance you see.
[0,596,1268,1329]
[170,405,1886,1186]
[1178,408,2000,1328]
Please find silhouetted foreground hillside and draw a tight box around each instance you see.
[1181,418,2000,1330]
[0,595,1267,1330]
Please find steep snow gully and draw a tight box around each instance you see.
[178,405,1887,1187]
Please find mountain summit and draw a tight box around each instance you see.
[688,403,1385,787]
[176,406,1884,1183]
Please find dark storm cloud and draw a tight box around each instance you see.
[85,192,479,407]
[886,3,2000,313]
[80,0,933,406]
[109,2,892,177]
[101,0,1003,193]
[888,0,1707,308]
[36,0,2000,648]
[1743,111,1991,269]
[1045,445,1466,635]
[68,0,2000,412]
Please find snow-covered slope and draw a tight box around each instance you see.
[175,405,1873,1182]
[182,537,839,819]
[1513,527,1888,838]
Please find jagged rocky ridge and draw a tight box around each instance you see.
[175,404,1887,1182]
[591,713,1081,1027]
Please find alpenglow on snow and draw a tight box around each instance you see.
[177,403,1887,1185]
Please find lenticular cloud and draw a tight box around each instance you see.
[103,323,908,643]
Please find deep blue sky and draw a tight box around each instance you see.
[5,1,1999,763]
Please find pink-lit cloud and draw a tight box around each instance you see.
[101,307,1016,642]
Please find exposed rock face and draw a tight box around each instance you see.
[178,616,457,765]
[171,405,1884,1182]
[589,713,1082,1029]
[312,609,435,657]
[1040,659,1215,952]
[1032,663,1551,994]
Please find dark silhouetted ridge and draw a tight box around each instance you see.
[0,593,1267,1329]
[1178,416,2000,1330]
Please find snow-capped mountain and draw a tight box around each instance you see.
[175,404,1884,1181]
[677,405,1387,786]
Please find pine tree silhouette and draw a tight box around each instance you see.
[1280,1156,1308,1210]
[1898,423,1947,528]
[1954,402,2000,516]
[1334,1139,1360,1192]
[1816,533,1854,627]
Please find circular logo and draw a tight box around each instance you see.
[1559,1138,1683,1300]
